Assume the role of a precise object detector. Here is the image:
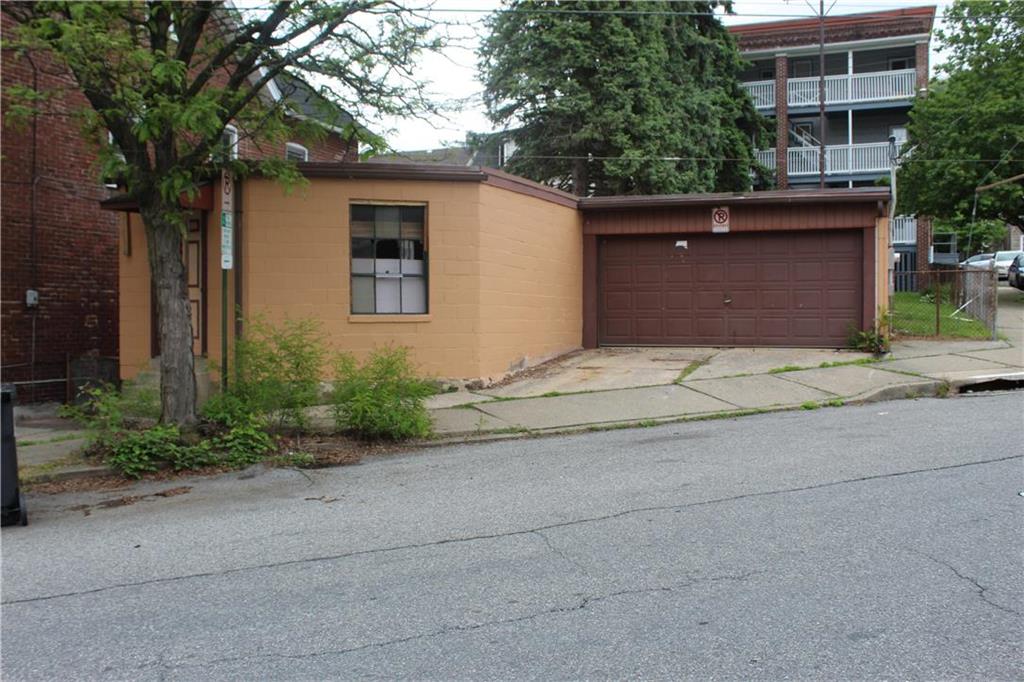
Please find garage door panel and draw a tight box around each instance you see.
[604,265,633,286]
[762,290,789,309]
[794,262,824,281]
[696,291,724,310]
[604,292,632,311]
[599,231,862,347]
[635,317,663,338]
[696,263,726,283]
[664,291,692,310]
[729,290,758,310]
[634,291,662,311]
[635,265,662,284]
[760,262,790,282]
[793,290,823,310]
[665,265,693,283]
[828,260,860,282]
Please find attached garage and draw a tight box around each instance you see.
[581,188,890,349]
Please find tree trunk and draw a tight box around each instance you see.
[572,159,589,197]
[141,203,198,426]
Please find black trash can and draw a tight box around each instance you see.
[1,384,27,527]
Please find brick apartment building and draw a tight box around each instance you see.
[0,13,357,402]
[729,5,939,275]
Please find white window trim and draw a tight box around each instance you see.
[222,125,239,160]
[285,142,309,162]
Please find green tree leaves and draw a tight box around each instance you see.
[478,1,768,196]
[898,0,1023,249]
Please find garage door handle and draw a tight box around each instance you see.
[723,295,733,305]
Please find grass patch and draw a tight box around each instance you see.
[675,359,708,383]
[540,391,565,398]
[16,432,84,447]
[825,398,845,407]
[818,357,880,369]
[890,291,992,339]
[768,365,806,374]
[800,400,821,410]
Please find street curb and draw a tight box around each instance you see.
[21,465,118,486]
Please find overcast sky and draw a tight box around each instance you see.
[377,0,950,152]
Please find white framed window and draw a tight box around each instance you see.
[350,204,427,315]
[221,125,239,160]
[285,142,309,162]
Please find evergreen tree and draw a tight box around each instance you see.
[478,0,767,196]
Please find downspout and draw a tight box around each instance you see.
[27,53,40,402]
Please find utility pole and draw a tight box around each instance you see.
[818,0,826,189]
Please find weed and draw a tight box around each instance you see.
[540,391,564,398]
[768,365,805,374]
[230,315,328,430]
[268,451,316,468]
[800,401,821,410]
[818,357,880,369]
[936,381,953,398]
[331,346,434,441]
[825,399,845,407]
[675,359,707,383]
[106,425,182,479]
[16,433,83,448]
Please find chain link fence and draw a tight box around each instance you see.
[889,268,997,340]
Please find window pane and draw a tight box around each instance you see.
[351,276,374,313]
[401,206,425,224]
[375,239,399,260]
[401,277,426,313]
[375,258,400,276]
[351,238,373,259]
[352,257,374,275]
[375,206,400,239]
[351,205,374,224]
[375,277,400,313]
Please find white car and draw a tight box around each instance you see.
[992,250,1024,280]
[961,252,993,268]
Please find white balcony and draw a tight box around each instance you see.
[755,149,776,169]
[744,80,775,109]
[770,141,897,177]
[742,68,917,110]
[890,216,917,245]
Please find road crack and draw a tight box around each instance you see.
[913,550,1021,617]
[5,454,1019,607]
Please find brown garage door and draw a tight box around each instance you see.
[599,230,863,347]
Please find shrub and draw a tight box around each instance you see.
[106,425,182,478]
[331,346,434,440]
[200,392,253,428]
[231,315,328,430]
[211,416,276,467]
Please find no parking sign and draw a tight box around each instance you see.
[711,206,730,233]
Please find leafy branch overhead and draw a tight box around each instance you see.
[3,0,445,203]
[2,1,446,426]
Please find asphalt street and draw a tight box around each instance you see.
[2,393,1022,680]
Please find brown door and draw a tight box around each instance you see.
[184,215,206,355]
[598,230,862,347]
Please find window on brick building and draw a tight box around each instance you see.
[285,142,309,162]
[350,204,427,314]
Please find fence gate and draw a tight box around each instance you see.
[889,268,997,339]
[892,247,918,292]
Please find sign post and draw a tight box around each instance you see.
[220,171,234,391]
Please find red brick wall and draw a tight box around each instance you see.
[774,54,789,189]
[1,15,357,402]
[1,21,120,402]
[915,41,930,92]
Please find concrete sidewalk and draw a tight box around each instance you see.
[429,339,1023,437]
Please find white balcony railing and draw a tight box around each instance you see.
[890,215,917,245]
[755,149,776,169]
[742,69,917,109]
[744,80,775,109]
[770,141,897,176]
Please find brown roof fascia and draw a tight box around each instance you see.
[297,161,487,182]
[481,167,579,209]
[579,187,890,211]
[728,5,935,37]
